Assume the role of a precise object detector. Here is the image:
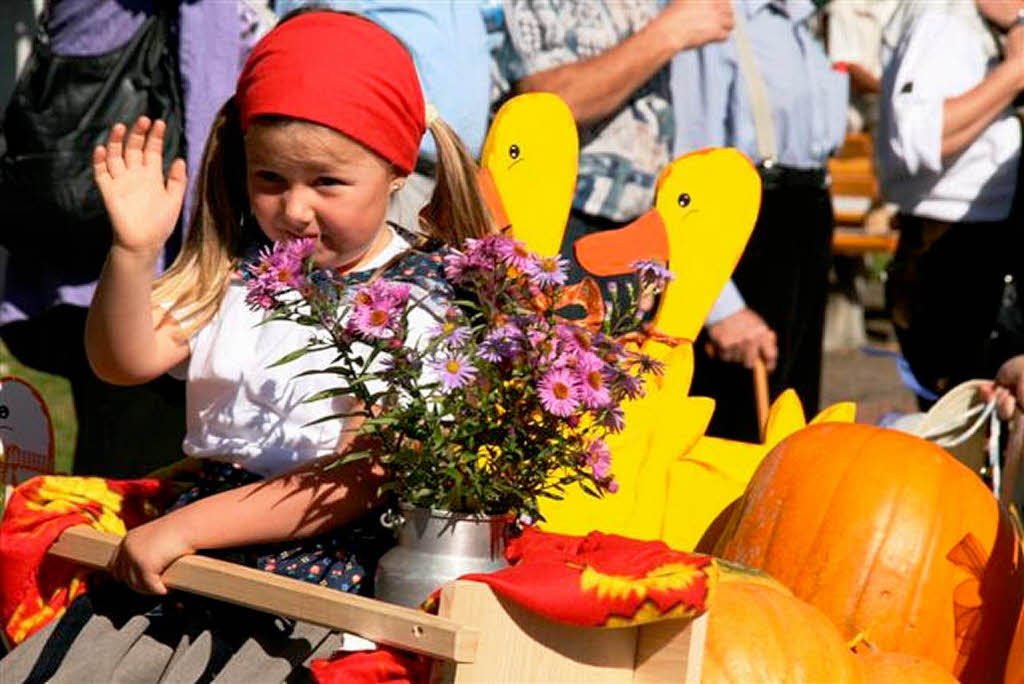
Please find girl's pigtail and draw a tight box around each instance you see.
[152,97,250,338]
[419,117,496,246]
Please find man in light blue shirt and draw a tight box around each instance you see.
[275,1,491,227]
[672,0,849,441]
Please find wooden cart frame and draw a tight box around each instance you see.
[48,526,706,683]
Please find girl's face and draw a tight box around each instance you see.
[245,120,398,270]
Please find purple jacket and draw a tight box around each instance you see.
[1,0,247,324]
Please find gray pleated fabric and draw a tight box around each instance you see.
[0,609,345,683]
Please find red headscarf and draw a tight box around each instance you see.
[236,12,425,175]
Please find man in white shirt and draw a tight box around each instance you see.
[879,0,1024,400]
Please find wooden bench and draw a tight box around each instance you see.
[48,526,706,683]
[828,134,899,257]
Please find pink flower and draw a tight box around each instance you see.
[496,238,536,272]
[538,368,580,417]
[349,282,409,339]
[442,250,471,282]
[432,352,477,391]
[586,440,612,480]
[631,259,674,290]
[527,255,568,287]
[577,366,612,409]
[351,302,399,339]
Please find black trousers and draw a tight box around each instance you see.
[0,305,185,477]
[886,215,1024,402]
[691,184,835,443]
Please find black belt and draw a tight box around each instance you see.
[757,161,829,191]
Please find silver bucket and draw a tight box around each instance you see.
[374,504,511,608]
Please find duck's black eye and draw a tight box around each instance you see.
[677,193,691,208]
[0,405,8,420]
[509,144,520,160]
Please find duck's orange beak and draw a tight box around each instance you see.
[476,167,510,231]
[573,209,669,276]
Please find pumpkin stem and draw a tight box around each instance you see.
[847,629,878,653]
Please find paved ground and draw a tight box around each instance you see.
[819,278,918,425]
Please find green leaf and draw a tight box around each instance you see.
[268,348,317,368]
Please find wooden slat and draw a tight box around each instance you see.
[632,613,707,684]
[831,228,898,256]
[437,580,637,683]
[49,526,478,663]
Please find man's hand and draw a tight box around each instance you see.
[109,516,195,595]
[656,0,734,51]
[980,354,1024,420]
[705,307,778,371]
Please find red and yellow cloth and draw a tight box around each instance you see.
[316,527,714,681]
[0,475,168,644]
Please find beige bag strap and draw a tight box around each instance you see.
[732,5,778,164]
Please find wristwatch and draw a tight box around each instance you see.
[1017,7,1024,28]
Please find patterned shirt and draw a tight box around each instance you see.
[497,0,674,223]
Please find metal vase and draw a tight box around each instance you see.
[374,504,511,608]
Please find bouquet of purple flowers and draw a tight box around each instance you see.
[244,234,671,519]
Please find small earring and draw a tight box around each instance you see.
[391,180,405,193]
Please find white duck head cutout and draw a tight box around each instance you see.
[0,376,55,489]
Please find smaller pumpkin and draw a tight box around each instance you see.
[703,561,863,682]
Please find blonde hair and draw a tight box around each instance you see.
[152,100,495,338]
[419,117,496,246]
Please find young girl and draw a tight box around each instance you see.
[2,10,493,680]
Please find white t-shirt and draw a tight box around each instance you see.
[878,11,1021,222]
[178,227,442,477]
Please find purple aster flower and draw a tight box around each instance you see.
[431,352,478,391]
[245,285,277,311]
[528,255,568,287]
[284,237,317,262]
[350,301,400,339]
[463,235,505,270]
[442,250,471,282]
[577,366,612,409]
[430,320,471,348]
[598,405,626,433]
[608,369,645,401]
[538,368,581,417]
[586,440,612,480]
[495,237,537,273]
[631,259,674,291]
[479,324,522,362]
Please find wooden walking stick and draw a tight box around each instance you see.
[753,357,770,440]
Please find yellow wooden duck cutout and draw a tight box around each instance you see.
[662,391,856,552]
[539,149,763,537]
[474,99,856,545]
[539,149,855,544]
[573,147,762,345]
[478,93,578,257]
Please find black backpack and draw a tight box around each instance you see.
[0,4,183,280]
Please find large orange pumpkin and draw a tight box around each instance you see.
[716,423,1024,682]
[703,561,864,682]
[855,651,958,683]
[1008,603,1024,684]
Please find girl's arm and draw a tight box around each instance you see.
[112,435,387,595]
[86,117,191,384]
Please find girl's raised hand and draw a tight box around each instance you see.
[93,116,187,256]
